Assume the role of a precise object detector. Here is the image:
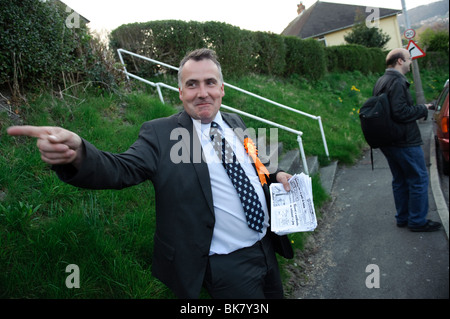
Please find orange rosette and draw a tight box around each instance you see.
[244,137,269,186]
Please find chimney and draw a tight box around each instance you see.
[297,2,306,15]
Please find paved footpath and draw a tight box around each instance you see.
[290,116,449,299]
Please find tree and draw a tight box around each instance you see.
[344,22,391,49]
[419,28,449,54]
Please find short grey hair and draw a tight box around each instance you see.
[177,48,224,87]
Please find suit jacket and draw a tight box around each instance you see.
[54,110,293,298]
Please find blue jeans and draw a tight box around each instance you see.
[380,146,429,227]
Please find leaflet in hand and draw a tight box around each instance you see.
[269,173,317,235]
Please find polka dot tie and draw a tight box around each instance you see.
[210,121,264,233]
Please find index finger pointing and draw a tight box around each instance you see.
[7,126,51,139]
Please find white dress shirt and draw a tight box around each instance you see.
[192,112,269,255]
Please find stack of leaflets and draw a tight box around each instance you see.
[269,173,317,235]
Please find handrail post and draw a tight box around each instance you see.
[297,135,309,175]
[117,49,130,81]
[156,84,164,104]
[317,116,330,160]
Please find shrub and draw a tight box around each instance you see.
[110,20,327,81]
[344,21,391,50]
[110,20,259,78]
[325,45,385,74]
[254,32,286,76]
[418,51,449,70]
[420,28,449,54]
[110,20,206,77]
[202,22,258,77]
[284,37,326,80]
[0,0,124,100]
[0,0,85,95]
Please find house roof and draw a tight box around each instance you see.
[282,1,401,38]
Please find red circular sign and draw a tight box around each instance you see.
[404,29,416,39]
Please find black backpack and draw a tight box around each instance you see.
[359,92,404,169]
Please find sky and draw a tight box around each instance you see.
[62,0,441,35]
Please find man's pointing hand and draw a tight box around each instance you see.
[7,126,84,167]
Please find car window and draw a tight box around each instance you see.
[436,87,449,111]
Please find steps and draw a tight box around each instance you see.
[278,149,319,175]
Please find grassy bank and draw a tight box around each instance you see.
[0,68,447,298]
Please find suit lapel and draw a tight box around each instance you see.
[222,112,246,143]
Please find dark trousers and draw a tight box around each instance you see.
[203,235,284,299]
[380,146,429,226]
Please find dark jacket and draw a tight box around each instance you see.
[373,68,428,147]
[53,111,292,298]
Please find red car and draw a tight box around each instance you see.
[432,79,449,175]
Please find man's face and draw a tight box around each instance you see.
[401,50,413,74]
[178,59,225,124]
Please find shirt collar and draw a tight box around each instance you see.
[192,111,230,140]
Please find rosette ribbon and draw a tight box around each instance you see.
[244,137,270,186]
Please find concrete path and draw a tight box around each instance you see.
[290,115,449,299]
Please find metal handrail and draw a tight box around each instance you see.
[117,48,329,174]
[223,82,329,161]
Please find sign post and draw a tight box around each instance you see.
[401,0,426,104]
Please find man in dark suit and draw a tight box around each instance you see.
[7,48,293,298]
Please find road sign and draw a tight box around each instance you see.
[406,40,426,60]
[404,29,416,39]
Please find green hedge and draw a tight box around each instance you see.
[109,20,205,77]
[0,0,125,97]
[254,31,287,76]
[202,22,258,77]
[111,20,262,78]
[325,44,385,74]
[284,36,326,80]
[418,51,449,70]
[110,20,388,82]
[110,20,329,80]
[1,7,390,96]
[0,0,87,89]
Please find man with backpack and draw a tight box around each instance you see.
[373,48,441,232]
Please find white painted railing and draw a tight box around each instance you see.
[117,48,330,174]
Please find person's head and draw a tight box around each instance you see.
[178,48,225,124]
[386,48,412,75]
